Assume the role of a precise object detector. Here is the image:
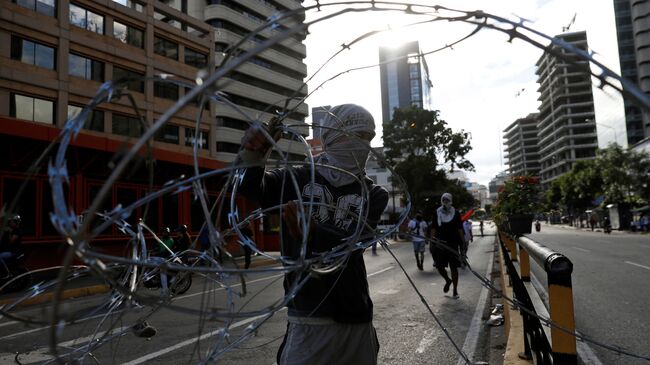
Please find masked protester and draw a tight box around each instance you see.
[430,193,464,299]
[238,104,388,365]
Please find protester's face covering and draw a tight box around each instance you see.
[317,104,375,187]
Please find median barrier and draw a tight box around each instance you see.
[497,230,577,365]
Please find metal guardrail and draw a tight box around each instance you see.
[499,231,577,365]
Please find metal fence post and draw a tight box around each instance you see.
[546,253,577,364]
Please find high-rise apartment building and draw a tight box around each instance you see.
[613,0,646,145]
[378,41,433,123]
[630,0,650,141]
[536,31,598,187]
[503,113,541,177]
[189,0,309,162]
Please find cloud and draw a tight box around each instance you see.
[303,0,623,187]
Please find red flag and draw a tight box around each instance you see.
[461,209,474,221]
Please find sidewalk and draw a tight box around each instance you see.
[549,222,650,235]
[0,252,282,308]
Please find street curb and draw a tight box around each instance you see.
[0,284,110,308]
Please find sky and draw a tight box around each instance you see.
[302,0,625,187]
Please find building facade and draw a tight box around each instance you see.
[630,0,650,140]
[189,0,309,162]
[536,31,598,187]
[378,40,433,123]
[0,0,308,267]
[503,113,541,177]
[488,171,510,204]
[613,0,646,145]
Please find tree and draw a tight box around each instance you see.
[383,107,474,171]
[596,145,649,206]
[382,107,475,215]
[545,145,650,214]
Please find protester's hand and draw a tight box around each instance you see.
[241,118,282,154]
[282,201,313,239]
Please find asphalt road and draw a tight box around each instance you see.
[526,224,650,365]
[0,225,502,364]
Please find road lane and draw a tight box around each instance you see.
[0,232,500,364]
[526,224,650,365]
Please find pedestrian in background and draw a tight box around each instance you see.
[430,193,464,299]
[175,224,191,252]
[408,213,428,271]
[240,222,254,269]
[462,218,472,265]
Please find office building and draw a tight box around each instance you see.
[378,41,433,123]
[536,31,598,187]
[503,113,541,177]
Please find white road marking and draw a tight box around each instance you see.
[456,239,494,365]
[123,265,395,364]
[0,309,128,340]
[0,320,18,329]
[175,273,284,300]
[624,261,650,271]
[0,326,129,364]
[0,274,285,340]
[122,310,285,365]
[368,266,393,277]
[416,328,436,353]
[573,247,591,252]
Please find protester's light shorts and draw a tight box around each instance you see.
[278,316,379,365]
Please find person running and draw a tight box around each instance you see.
[430,193,464,299]
[238,104,388,364]
[408,213,428,270]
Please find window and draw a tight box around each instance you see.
[216,142,240,154]
[154,36,178,59]
[184,87,210,109]
[113,66,145,93]
[409,64,419,79]
[10,36,55,70]
[185,128,208,149]
[154,81,179,100]
[14,0,56,17]
[185,48,207,68]
[69,3,104,34]
[69,53,104,81]
[67,105,104,132]
[113,21,144,48]
[112,0,144,12]
[154,124,179,144]
[112,114,142,137]
[154,10,181,29]
[10,93,54,124]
